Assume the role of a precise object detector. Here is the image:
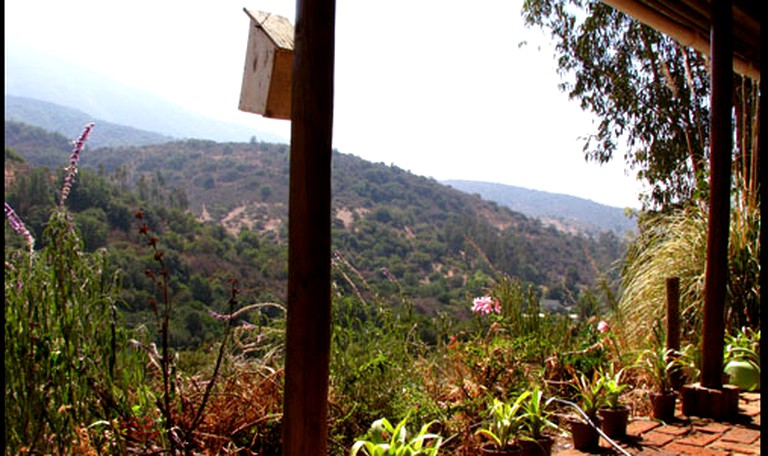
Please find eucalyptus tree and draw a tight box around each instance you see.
[521,0,759,210]
[520,0,760,339]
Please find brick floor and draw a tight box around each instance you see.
[675,431,721,447]
[642,430,678,447]
[696,422,732,434]
[665,441,730,456]
[710,438,761,455]
[628,420,662,436]
[721,428,761,444]
[656,425,691,436]
[554,391,760,456]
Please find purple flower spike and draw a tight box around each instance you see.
[4,202,35,252]
[59,122,95,206]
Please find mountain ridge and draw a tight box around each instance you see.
[5,95,175,149]
[5,44,284,144]
[442,179,637,237]
[6,43,635,238]
[5,91,632,237]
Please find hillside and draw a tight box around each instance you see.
[5,120,627,321]
[443,179,637,237]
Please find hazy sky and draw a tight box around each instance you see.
[5,0,644,208]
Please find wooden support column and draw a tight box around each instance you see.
[700,0,732,390]
[666,277,680,353]
[666,277,683,390]
[282,0,336,454]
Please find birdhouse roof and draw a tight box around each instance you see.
[243,9,294,50]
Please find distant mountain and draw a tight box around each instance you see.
[5,96,174,148]
[4,44,284,144]
[442,179,637,237]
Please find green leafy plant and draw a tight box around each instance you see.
[5,123,152,454]
[474,395,527,450]
[350,415,443,456]
[570,370,605,420]
[636,344,679,394]
[598,366,628,409]
[518,387,560,441]
[725,326,761,365]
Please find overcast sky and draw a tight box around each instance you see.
[5,0,644,208]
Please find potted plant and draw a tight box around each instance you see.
[567,370,605,451]
[596,366,630,439]
[636,343,679,421]
[350,415,443,456]
[475,395,526,455]
[517,387,559,456]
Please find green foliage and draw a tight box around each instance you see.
[598,366,627,409]
[522,0,759,213]
[5,145,26,163]
[329,292,440,453]
[4,210,149,454]
[4,120,653,454]
[74,207,110,250]
[490,274,544,337]
[350,415,443,456]
[6,122,632,342]
[475,396,527,449]
[570,370,606,419]
[522,0,711,208]
[633,323,680,394]
[518,387,560,440]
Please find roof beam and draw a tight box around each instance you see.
[602,0,759,79]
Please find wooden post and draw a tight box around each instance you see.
[700,0,732,390]
[665,277,680,353]
[282,0,336,454]
[666,277,683,389]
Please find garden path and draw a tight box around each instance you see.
[553,392,761,456]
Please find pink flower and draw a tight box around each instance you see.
[472,295,501,315]
[4,202,35,252]
[59,122,95,206]
[597,320,610,333]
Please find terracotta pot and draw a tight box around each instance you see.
[598,405,630,439]
[649,391,677,421]
[568,417,601,451]
[517,436,554,456]
[479,442,523,455]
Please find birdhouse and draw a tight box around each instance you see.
[239,9,294,120]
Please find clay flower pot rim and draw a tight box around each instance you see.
[599,404,631,411]
[650,390,677,397]
[566,415,601,425]
[479,441,523,455]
